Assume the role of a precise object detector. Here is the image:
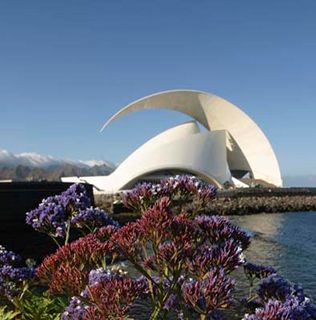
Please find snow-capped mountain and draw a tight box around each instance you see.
[0,149,115,170]
[0,149,116,181]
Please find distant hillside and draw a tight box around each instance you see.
[0,164,115,181]
[0,150,115,181]
[283,175,316,187]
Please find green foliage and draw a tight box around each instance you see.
[0,289,65,320]
[0,306,20,320]
[20,290,66,320]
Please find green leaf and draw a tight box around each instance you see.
[0,306,21,320]
[20,290,67,320]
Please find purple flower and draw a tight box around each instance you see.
[59,183,91,210]
[188,240,243,276]
[0,265,35,281]
[122,182,155,212]
[244,297,316,320]
[26,195,68,237]
[257,275,292,303]
[122,175,217,213]
[182,268,234,315]
[249,275,316,319]
[0,245,21,267]
[88,268,118,286]
[26,184,100,239]
[163,293,179,310]
[293,284,307,304]
[71,207,119,230]
[195,215,250,250]
[196,184,217,204]
[244,262,277,283]
[0,265,35,299]
[160,175,217,204]
[61,296,88,320]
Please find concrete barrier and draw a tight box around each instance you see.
[0,182,94,260]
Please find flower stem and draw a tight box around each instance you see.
[50,235,61,248]
[65,221,71,245]
[149,305,163,320]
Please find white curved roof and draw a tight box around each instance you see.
[62,122,231,193]
[101,90,282,187]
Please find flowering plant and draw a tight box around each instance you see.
[0,245,37,318]
[122,175,216,215]
[26,183,118,246]
[0,179,315,319]
[0,184,119,318]
[242,272,316,319]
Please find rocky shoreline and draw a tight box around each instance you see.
[206,194,316,215]
[95,188,316,223]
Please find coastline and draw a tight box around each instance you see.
[95,187,316,224]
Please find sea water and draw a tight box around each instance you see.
[231,211,316,301]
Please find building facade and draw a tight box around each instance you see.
[62,90,282,193]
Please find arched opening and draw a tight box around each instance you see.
[120,168,221,190]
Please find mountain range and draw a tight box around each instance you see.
[0,150,115,181]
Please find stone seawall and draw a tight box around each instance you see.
[207,188,316,215]
[95,188,316,222]
[206,195,316,215]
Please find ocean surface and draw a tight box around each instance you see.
[129,211,316,319]
[231,211,316,302]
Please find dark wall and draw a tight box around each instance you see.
[0,182,94,261]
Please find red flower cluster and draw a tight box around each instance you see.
[37,225,117,296]
[138,197,173,239]
[108,197,174,265]
[83,275,146,319]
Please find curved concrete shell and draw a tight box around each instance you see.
[62,90,282,193]
[101,90,282,187]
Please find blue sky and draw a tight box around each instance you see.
[0,0,315,176]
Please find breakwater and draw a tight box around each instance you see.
[207,187,316,215]
[207,194,316,215]
[95,188,316,220]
